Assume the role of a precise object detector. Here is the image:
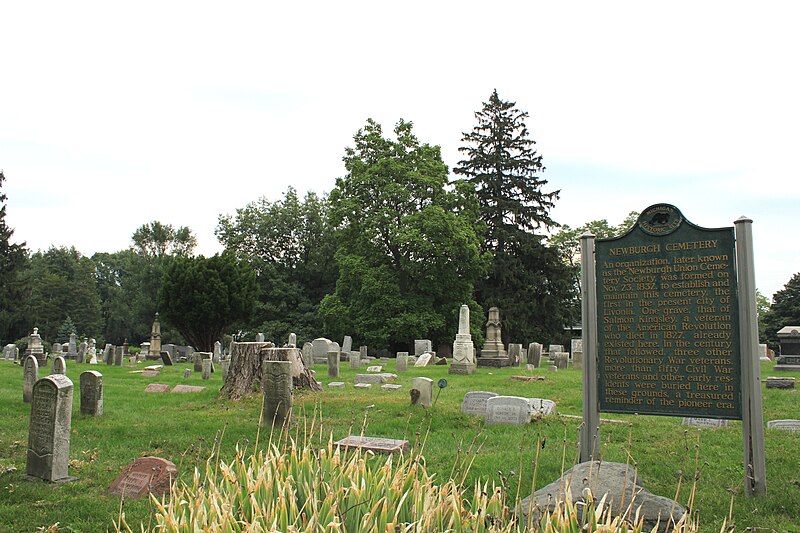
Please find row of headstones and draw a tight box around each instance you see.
[22,355,103,412]
[324,349,444,378]
[460,391,557,425]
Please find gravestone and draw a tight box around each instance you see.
[103,344,113,365]
[77,338,87,364]
[312,338,333,365]
[52,356,66,375]
[548,345,564,357]
[349,350,361,370]
[573,350,584,370]
[396,352,408,373]
[354,383,372,389]
[477,307,508,367]
[341,335,352,354]
[327,351,340,378]
[213,341,222,363]
[26,374,76,482]
[767,419,800,431]
[52,342,62,355]
[23,355,39,403]
[529,398,557,418]
[183,369,191,379]
[414,340,432,356]
[414,353,432,367]
[450,304,476,375]
[108,457,177,499]
[328,382,346,388]
[571,338,583,355]
[460,391,498,417]
[220,360,230,381]
[80,371,103,416]
[758,343,770,362]
[262,360,292,426]
[334,436,410,455]
[508,343,523,367]
[114,346,123,366]
[381,384,402,391]
[201,359,212,380]
[682,418,730,428]
[410,377,433,407]
[193,352,203,372]
[775,326,800,371]
[148,314,162,359]
[366,365,383,372]
[3,343,14,360]
[302,342,313,365]
[171,384,207,393]
[485,396,533,425]
[554,352,569,370]
[161,351,173,366]
[140,342,150,357]
[355,373,396,385]
[359,345,368,360]
[26,328,46,366]
[256,333,265,343]
[121,340,129,358]
[766,377,795,389]
[144,384,171,393]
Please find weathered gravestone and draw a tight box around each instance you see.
[682,417,730,428]
[108,457,177,499]
[103,344,113,365]
[573,350,584,370]
[144,384,171,393]
[359,345,368,360]
[51,342,62,356]
[477,307,509,367]
[334,436,410,455]
[26,328,46,366]
[183,368,191,379]
[341,335,352,354]
[193,352,204,372]
[414,339,432,356]
[530,398,557,418]
[26,374,76,483]
[201,359,212,380]
[766,377,795,389]
[80,371,103,416]
[554,352,569,370]
[52,356,66,375]
[262,360,292,426]
[213,341,222,363]
[414,353,432,367]
[508,343,523,367]
[327,351,340,378]
[758,343,770,362]
[354,383,372,389]
[220,360,230,381]
[312,338,334,365]
[287,333,297,348]
[160,351,173,366]
[381,384,402,391]
[396,352,408,373]
[349,350,361,370]
[410,377,433,408]
[460,391,498,417]
[548,345,564,358]
[450,304,476,375]
[355,373,396,385]
[366,365,383,372]
[328,382,346,388]
[113,346,123,366]
[171,384,207,393]
[767,419,800,431]
[23,355,39,403]
[256,333,265,343]
[485,396,532,425]
[77,338,87,364]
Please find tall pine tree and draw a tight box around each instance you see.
[0,171,30,344]
[454,91,573,346]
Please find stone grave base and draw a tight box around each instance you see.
[448,362,475,375]
[477,357,509,368]
[23,474,78,484]
[773,364,800,372]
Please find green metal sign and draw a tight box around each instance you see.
[596,204,742,419]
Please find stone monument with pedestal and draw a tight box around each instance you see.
[26,328,46,366]
[449,304,475,374]
[477,307,508,367]
[775,326,800,371]
[148,314,162,360]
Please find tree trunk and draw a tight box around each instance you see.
[219,342,321,400]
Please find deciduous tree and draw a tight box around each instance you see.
[761,273,800,350]
[0,171,29,343]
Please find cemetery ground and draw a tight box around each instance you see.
[0,360,798,532]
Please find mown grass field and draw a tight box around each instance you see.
[0,357,798,532]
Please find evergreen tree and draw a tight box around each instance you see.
[762,273,800,350]
[454,92,571,345]
[56,315,77,344]
[0,171,30,343]
[454,89,558,252]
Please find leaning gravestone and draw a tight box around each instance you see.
[461,391,498,417]
[26,374,77,482]
[396,352,409,373]
[161,351,173,366]
[485,396,532,425]
[80,371,103,416]
[23,355,39,403]
[341,335,353,354]
[414,353,432,367]
[52,356,66,375]
[262,360,292,426]
[108,457,177,499]
[77,338,87,364]
[327,351,340,378]
[410,377,433,408]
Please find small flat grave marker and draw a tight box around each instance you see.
[366,365,383,372]
[766,377,795,389]
[767,419,800,431]
[142,370,160,377]
[334,435,409,454]
[354,383,372,389]
[511,375,546,382]
[144,365,163,371]
[108,457,177,499]
[171,384,207,393]
[381,384,402,391]
[328,382,346,388]
[682,418,730,428]
[144,384,171,393]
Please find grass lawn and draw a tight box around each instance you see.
[0,357,798,532]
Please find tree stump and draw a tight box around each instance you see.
[219,342,320,400]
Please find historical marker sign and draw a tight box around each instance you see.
[596,204,742,419]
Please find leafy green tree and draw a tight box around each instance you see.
[132,221,197,258]
[756,288,771,345]
[454,91,572,344]
[0,171,30,344]
[158,253,258,351]
[761,273,800,350]
[321,119,486,350]
[216,187,336,342]
[23,246,103,342]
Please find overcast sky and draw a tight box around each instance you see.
[2,2,798,298]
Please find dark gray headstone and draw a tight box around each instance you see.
[80,370,103,416]
[26,374,76,482]
[262,361,292,426]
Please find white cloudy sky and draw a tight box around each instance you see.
[1,2,798,298]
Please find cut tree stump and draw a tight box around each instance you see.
[219,342,320,400]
